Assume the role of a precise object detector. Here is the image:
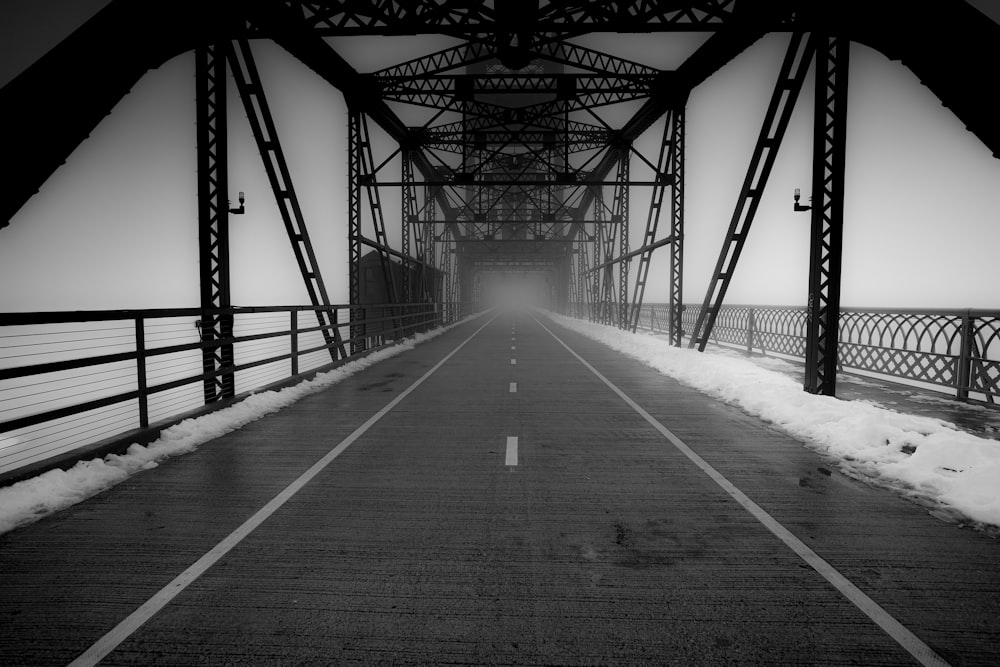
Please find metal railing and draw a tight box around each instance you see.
[0,302,472,482]
[628,303,1000,404]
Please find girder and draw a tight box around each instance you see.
[228,39,346,361]
[804,35,850,396]
[291,0,741,35]
[6,0,1000,233]
[668,108,685,347]
[689,32,816,352]
[195,43,235,403]
[628,108,683,335]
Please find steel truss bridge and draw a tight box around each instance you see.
[2,0,999,404]
[5,5,1000,662]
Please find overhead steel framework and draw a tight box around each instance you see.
[3,1,1000,398]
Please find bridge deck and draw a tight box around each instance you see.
[1,312,998,665]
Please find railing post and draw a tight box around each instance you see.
[746,307,756,356]
[290,310,299,377]
[957,310,973,401]
[135,317,149,429]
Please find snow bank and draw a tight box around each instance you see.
[0,316,480,536]
[551,313,1000,529]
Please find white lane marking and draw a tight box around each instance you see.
[510,358,517,365]
[506,436,518,466]
[533,315,950,667]
[509,382,517,393]
[511,345,516,350]
[69,314,500,667]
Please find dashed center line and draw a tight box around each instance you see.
[509,382,517,393]
[505,436,518,466]
[510,358,517,365]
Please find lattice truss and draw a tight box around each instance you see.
[189,1,827,353]
[178,0,840,342]
[244,1,704,325]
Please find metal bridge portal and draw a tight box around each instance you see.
[3,1,1000,402]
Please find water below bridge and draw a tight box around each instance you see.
[1,312,998,665]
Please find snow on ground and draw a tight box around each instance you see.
[0,315,480,536]
[550,313,1000,531]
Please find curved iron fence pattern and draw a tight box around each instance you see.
[0,303,472,482]
[635,304,1000,403]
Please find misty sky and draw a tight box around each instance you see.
[1,2,998,312]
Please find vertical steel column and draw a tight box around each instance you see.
[195,43,234,403]
[804,35,850,395]
[614,151,630,329]
[628,109,681,334]
[669,107,686,347]
[358,113,399,305]
[578,230,594,321]
[402,148,417,305]
[348,108,365,354]
[425,185,439,304]
[440,229,454,320]
[590,186,604,323]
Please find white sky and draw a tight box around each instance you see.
[0,5,998,311]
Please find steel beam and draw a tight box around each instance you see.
[295,0,742,35]
[614,154,631,329]
[402,149,416,303]
[195,43,234,403]
[804,35,850,396]
[348,110,365,354]
[227,39,345,361]
[689,32,815,351]
[628,109,681,333]
[669,108,686,347]
[356,112,399,305]
[568,28,768,221]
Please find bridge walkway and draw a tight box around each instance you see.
[1,311,998,665]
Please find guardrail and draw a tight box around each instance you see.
[629,303,1000,404]
[0,302,472,483]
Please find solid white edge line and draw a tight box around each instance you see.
[506,436,518,466]
[69,313,500,667]
[532,315,950,667]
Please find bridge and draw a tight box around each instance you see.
[2,1,1000,665]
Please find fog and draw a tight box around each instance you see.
[477,270,556,310]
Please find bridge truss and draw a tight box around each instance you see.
[3,0,999,399]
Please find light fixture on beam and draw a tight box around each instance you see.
[228,191,246,214]
[793,188,811,212]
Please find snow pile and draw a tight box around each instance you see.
[551,313,1000,529]
[0,316,480,535]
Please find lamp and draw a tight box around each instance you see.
[229,191,246,215]
[793,187,811,212]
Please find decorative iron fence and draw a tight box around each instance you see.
[0,303,472,483]
[631,303,1000,404]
